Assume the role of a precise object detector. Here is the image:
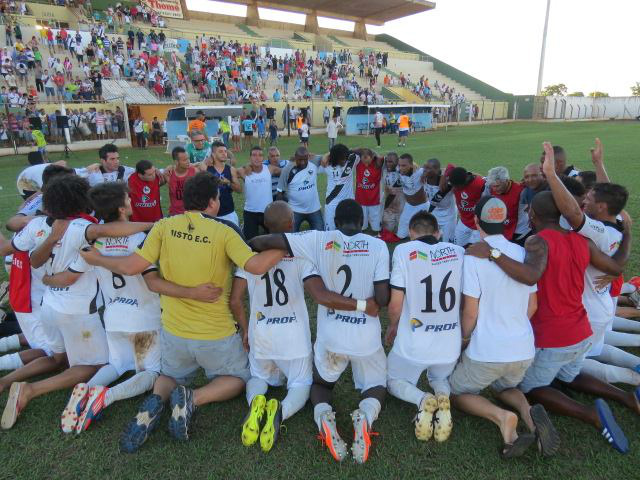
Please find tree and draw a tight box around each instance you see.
[568,92,584,97]
[588,91,609,98]
[631,82,640,96]
[540,84,568,96]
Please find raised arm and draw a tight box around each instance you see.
[79,249,151,276]
[304,276,379,316]
[590,138,609,183]
[541,141,584,230]
[143,270,223,303]
[86,220,154,241]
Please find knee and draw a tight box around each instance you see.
[312,368,336,390]
[362,385,386,404]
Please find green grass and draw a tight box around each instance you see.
[1,121,640,479]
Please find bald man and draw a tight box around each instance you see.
[513,163,548,246]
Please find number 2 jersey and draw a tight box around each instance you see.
[94,231,161,332]
[390,238,464,365]
[283,230,389,356]
[235,256,318,360]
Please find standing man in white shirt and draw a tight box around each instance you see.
[373,109,384,148]
[326,115,341,150]
[449,196,559,458]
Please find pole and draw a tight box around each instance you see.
[536,0,551,95]
[285,102,290,137]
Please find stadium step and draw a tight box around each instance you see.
[236,24,261,38]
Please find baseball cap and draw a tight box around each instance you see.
[475,196,507,235]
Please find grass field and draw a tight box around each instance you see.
[0,121,639,479]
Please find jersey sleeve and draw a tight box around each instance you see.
[283,231,319,263]
[374,240,390,283]
[224,228,256,269]
[68,252,92,274]
[309,155,322,167]
[298,258,319,282]
[390,247,406,290]
[462,257,481,299]
[576,215,609,250]
[135,220,164,265]
[234,267,247,280]
[11,218,39,252]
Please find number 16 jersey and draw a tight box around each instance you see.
[390,238,464,365]
[284,230,389,357]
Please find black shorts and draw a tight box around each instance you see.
[244,131,253,137]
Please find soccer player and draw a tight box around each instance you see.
[128,159,165,222]
[449,166,486,247]
[396,153,430,240]
[355,148,384,235]
[466,142,635,454]
[486,166,524,241]
[249,199,390,464]
[450,197,559,458]
[379,152,405,242]
[385,211,463,443]
[264,147,287,201]
[1,175,153,430]
[276,147,324,232]
[397,110,410,147]
[423,159,457,243]
[323,144,359,231]
[206,141,242,226]
[88,143,135,185]
[78,172,284,453]
[230,201,378,452]
[165,146,200,216]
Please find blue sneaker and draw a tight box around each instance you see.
[168,385,196,441]
[119,394,164,454]
[595,398,629,454]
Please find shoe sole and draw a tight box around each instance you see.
[168,387,189,441]
[260,400,279,452]
[595,398,629,454]
[434,408,453,442]
[351,412,370,464]
[119,396,164,454]
[61,383,89,434]
[415,395,437,441]
[1,382,23,430]
[530,404,560,457]
[320,418,348,462]
[242,395,266,447]
[76,388,106,434]
[502,432,536,459]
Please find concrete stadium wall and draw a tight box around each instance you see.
[544,96,640,120]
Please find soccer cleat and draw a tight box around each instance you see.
[168,385,196,441]
[76,386,109,433]
[629,290,640,309]
[61,383,89,434]
[242,394,266,447]
[595,398,629,454]
[119,394,164,454]
[260,398,282,452]
[1,382,25,430]
[414,393,438,441]
[351,409,377,464]
[433,395,453,442]
[317,410,348,462]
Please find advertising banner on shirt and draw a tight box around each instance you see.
[142,0,184,19]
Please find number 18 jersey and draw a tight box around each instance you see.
[390,238,464,364]
[235,256,317,360]
[284,230,389,356]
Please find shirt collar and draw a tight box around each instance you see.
[415,235,439,245]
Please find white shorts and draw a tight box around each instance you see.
[15,306,53,355]
[314,341,387,391]
[587,322,609,358]
[324,202,337,231]
[387,350,456,396]
[454,220,481,247]
[217,210,239,227]
[39,304,109,367]
[397,201,430,239]
[96,124,106,135]
[362,204,382,231]
[106,329,161,376]
[249,352,313,389]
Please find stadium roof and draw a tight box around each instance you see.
[217,0,436,25]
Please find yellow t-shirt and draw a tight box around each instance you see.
[136,211,256,340]
[398,115,410,130]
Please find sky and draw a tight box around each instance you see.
[186,0,640,96]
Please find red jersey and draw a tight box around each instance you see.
[168,167,197,216]
[355,162,382,206]
[454,175,486,228]
[531,229,592,348]
[490,180,524,240]
[128,173,163,222]
[9,251,31,313]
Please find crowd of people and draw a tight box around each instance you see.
[0,136,638,464]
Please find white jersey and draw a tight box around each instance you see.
[577,215,623,327]
[324,153,359,207]
[462,234,536,363]
[424,181,456,225]
[399,167,425,196]
[94,232,161,332]
[235,256,317,360]
[16,164,90,194]
[42,218,100,315]
[390,238,464,364]
[284,230,389,356]
[277,157,321,214]
[17,193,43,216]
[384,170,401,189]
[88,166,135,186]
[11,216,53,308]
[243,166,272,213]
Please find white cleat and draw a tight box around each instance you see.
[318,410,349,462]
[61,383,89,434]
[351,409,375,464]
[433,395,453,442]
[414,393,438,441]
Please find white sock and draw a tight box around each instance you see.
[612,316,640,333]
[281,385,310,420]
[387,378,425,408]
[0,352,24,371]
[88,364,120,388]
[596,344,640,370]
[621,283,636,295]
[358,397,382,428]
[605,330,640,348]
[581,358,640,386]
[104,370,158,407]
[313,402,333,431]
[245,377,269,406]
[0,334,21,353]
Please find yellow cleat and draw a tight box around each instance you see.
[260,399,282,452]
[414,393,438,441]
[433,395,453,442]
[242,394,266,447]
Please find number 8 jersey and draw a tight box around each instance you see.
[284,230,389,356]
[390,238,464,364]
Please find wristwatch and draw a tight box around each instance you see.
[489,248,502,261]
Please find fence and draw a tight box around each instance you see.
[542,96,640,120]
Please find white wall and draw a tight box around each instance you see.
[544,96,640,120]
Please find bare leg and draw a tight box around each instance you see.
[152,374,177,401]
[18,364,100,410]
[496,388,534,432]
[0,353,68,394]
[452,393,518,444]
[566,373,640,414]
[18,349,47,365]
[526,386,600,428]
[193,376,245,406]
